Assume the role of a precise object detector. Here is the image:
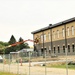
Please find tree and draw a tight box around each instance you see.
[3,35,30,54]
[8,35,16,44]
[0,41,9,54]
[0,41,9,46]
[5,35,17,54]
[18,37,30,50]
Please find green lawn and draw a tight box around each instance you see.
[0,72,18,75]
[47,64,75,70]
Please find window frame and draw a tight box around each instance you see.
[58,46,60,53]
[53,31,55,39]
[63,45,65,53]
[67,27,69,36]
[68,45,70,52]
[72,44,75,52]
[62,28,65,37]
[54,47,56,53]
[48,32,50,40]
[57,30,59,38]
[72,26,74,35]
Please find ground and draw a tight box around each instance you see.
[0,55,75,75]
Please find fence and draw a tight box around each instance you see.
[0,50,75,75]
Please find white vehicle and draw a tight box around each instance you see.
[0,56,3,63]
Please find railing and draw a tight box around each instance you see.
[0,51,75,75]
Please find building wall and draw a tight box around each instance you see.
[33,21,75,55]
[66,22,75,39]
[52,25,65,41]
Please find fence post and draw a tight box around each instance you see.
[29,51,31,75]
[9,54,10,73]
[3,54,5,72]
[65,48,68,75]
[17,52,19,74]
[45,50,47,75]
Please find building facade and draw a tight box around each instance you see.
[31,17,75,56]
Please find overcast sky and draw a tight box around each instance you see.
[0,0,75,46]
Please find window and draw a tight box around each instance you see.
[68,45,70,52]
[63,45,65,53]
[57,30,59,38]
[58,46,60,53]
[54,47,56,53]
[49,46,51,50]
[67,27,69,36]
[49,50,50,53]
[44,48,47,50]
[72,26,74,35]
[48,32,50,40]
[44,34,46,41]
[53,31,55,39]
[62,29,65,37]
[41,34,46,42]
[41,35,43,42]
[49,46,51,53]
[72,44,74,52]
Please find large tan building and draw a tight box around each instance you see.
[31,17,75,56]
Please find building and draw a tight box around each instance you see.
[31,17,75,56]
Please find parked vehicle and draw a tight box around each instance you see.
[0,56,3,63]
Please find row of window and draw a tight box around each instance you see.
[53,44,75,53]
[53,26,75,38]
[40,26,75,42]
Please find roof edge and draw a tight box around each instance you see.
[31,17,75,34]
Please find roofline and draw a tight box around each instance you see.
[31,17,75,34]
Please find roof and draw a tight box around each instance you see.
[31,17,75,34]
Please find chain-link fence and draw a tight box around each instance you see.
[0,50,75,75]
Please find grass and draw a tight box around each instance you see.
[0,72,18,75]
[46,64,75,70]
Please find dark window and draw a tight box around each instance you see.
[44,48,47,53]
[68,45,70,52]
[72,44,74,52]
[41,49,44,54]
[44,48,47,50]
[49,50,50,53]
[63,46,65,53]
[58,46,60,53]
[54,47,56,53]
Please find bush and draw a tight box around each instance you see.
[42,64,46,66]
[68,61,75,65]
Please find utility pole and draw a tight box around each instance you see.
[64,24,68,75]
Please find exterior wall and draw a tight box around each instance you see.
[34,32,42,40]
[66,22,75,39]
[52,25,65,41]
[33,21,75,55]
[43,29,51,42]
[34,29,51,43]
[52,37,75,55]
[36,37,75,55]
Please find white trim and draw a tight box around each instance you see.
[68,44,70,45]
[72,26,74,35]
[72,43,74,45]
[53,45,55,47]
[67,27,69,36]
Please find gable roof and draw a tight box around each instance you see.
[31,17,75,34]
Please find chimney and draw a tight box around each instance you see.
[49,24,52,26]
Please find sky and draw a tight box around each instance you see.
[0,0,75,46]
